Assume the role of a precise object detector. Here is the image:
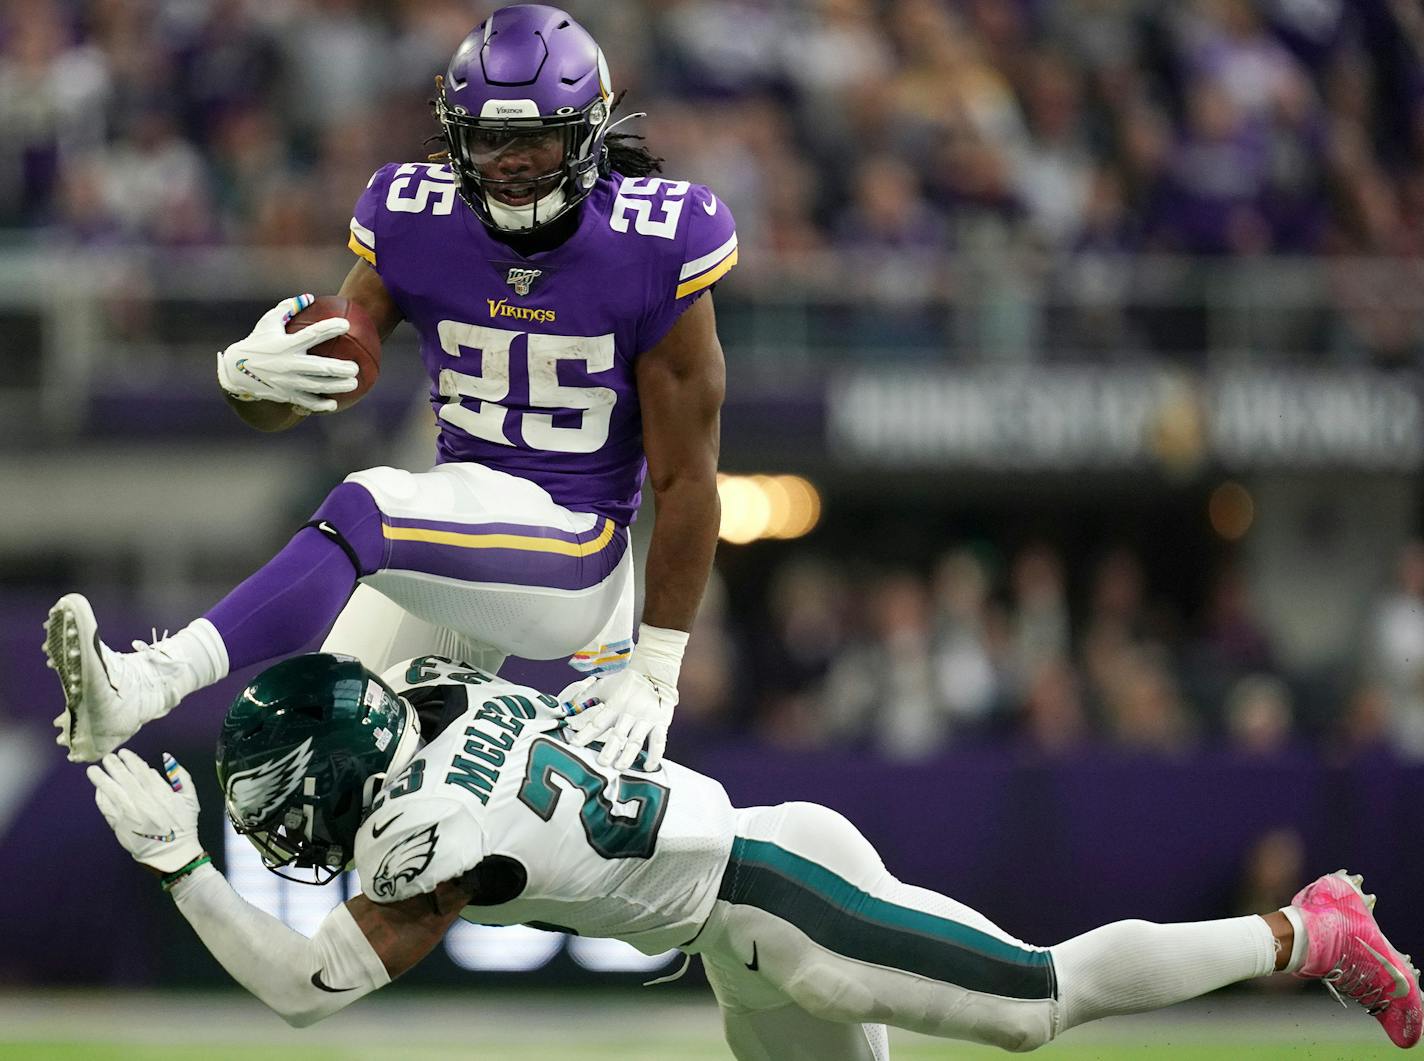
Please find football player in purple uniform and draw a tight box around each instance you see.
[44,4,736,773]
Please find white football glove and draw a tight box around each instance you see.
[567,625,689,771]
[87,749,203,874]
[217,294,358,413]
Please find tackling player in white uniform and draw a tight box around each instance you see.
[88,654,1422,1057]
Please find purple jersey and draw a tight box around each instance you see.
[348,165,737,525]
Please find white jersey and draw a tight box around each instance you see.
[352,656,736,954]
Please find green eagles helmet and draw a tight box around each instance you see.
[216,652,419,884]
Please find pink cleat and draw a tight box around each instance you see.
[1292,870,1422,1048]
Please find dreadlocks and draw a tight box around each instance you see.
[602,90,662,177]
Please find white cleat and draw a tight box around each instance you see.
[43,593,183,763]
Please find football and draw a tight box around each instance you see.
[285,295,381,410]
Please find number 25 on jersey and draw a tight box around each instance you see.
[436,323,616,455]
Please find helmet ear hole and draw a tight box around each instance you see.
[333,788,355,818]
[361,771,387,810]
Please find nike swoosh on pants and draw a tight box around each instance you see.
[311,969,358,993]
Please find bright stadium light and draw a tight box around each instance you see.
[772,474,821,539]
[717,474,770,543]
[444,921,564,972]
[718,473,821,543]
[754,474,792,535]
[223,819,352,937]
[567,936,677,972]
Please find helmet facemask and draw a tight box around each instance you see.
[435,76,611,232]
[227,770,387,886]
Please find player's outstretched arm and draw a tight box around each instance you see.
[86,751,467,1027]
[567,293,725,770]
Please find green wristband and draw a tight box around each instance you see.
[160,853,212,892]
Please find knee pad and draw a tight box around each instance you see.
[783,962,879,1023]
[306,482,384,577]
[967,1000,1055,1053]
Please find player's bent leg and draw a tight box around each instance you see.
[44,479,382,761]
[322,584,436,671]
[322,584,507,676]
[568,548,636,675]
[204,480,382,670]
[345,464,633,659]
[695,802,1058,1052]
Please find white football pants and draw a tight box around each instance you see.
[320,463,634,676]
[693,803,1278,1059]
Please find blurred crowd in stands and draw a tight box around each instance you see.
[4,0,1424,762]
[675,536,1424,762]
[2,0,1422,359]
[3,0,1421,269]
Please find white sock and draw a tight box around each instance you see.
[1051,915,1278,1035]
[1279,905,1307,974]
[152,618,229,698]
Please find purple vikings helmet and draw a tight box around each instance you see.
[436,5,614,232]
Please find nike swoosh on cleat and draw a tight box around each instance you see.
[92,627,118,694]
[745,941,759,972]
[311,969,358,993]
[1359,938,1413,999]
[371,813,402,839]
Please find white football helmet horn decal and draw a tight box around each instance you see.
[225,737,316,827]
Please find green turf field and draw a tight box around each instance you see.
[0,1046,1398,1061]
[0,990,1399,1060]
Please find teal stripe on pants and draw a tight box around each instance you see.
[719,837,1056,1001]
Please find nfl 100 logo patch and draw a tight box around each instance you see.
[506,267,543,297]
